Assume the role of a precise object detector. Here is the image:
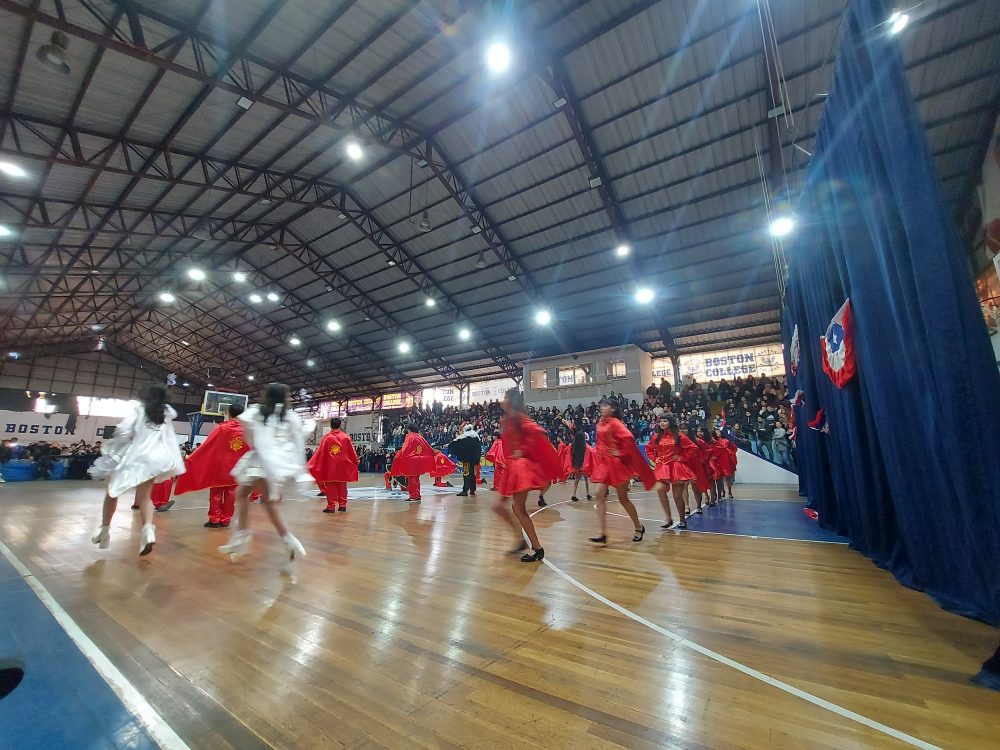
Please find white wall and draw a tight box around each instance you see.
[523,344,653,408]
[0,410,212,445]
[734,448,798,486]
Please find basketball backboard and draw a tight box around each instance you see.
[201,390,249,416]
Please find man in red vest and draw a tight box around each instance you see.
[307,418,359,513]
[173,403,251,528]
[390,423,435,503]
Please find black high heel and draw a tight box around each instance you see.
[508,540,529,555]
[586,495,592,500]
[633,525,646,542]
[589,534,607,544]
[571,496,579,502]
[520,548,544,562]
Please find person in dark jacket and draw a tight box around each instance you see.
[448,424,483,497]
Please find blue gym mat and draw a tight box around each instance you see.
[0,553,157,750]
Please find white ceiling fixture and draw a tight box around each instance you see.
[888,10,909,34]
[187,268,206,281]
[0,225,13,238]
[247,374,255,381]
[37,31,71,74]
[534,309,552,326]
[266,291,280,302]
[289,336,301,347]
[398,341,411,353]
[485,41,511,73]
[345,142,363,161]
[158,291,176,304]
[0,161,28,178]
[306,359,315,367]
[326,320,341,332]
[180,340,190,346]
[424,297,436,307]
[248,293,263,304]
[417,209,432,233]
[615,243,630,258]
[475,251,488,269]
[634,287,655,305]
[232,271,247,283]
[769,216,796,237]
[236,95,254,110]
[182,382,190,387]
[458,327,471,341]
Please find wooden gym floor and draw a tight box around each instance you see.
[0,478,997,749]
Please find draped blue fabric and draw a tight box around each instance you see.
[783,0,1000,623]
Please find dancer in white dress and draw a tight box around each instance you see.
[218,383,313,571]
[89,383,185,556]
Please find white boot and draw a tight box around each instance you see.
[91,525,110,550]
[280,532,305,576]
[218,529,252,558]
[138,523,156,556]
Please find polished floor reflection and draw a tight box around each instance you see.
[0,479,996,749]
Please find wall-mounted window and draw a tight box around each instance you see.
[529,369,547,389]
[606,360,627,380]
[557,365,592,386]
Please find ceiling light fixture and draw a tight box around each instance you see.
[182,382,190,387]
[306,359,315,367]
[615,243,630,258]
[36,31,71,75]
[425,297,436,307]
[236,95,254,110]
[232,271,247,283]
[345,142,363,161]
[387,259,396,267]
[0,161,27,178]
[635,287,655,305]
[181,340,190,346]
[248,293,263,304]
[485,41,511,73]
[458,327,471,341]
[326,320,341,332]
[158,291,176,303]
[475,251,488,269]
[418,209,431,233]
[398,341,411,354]
[888,10,909,34]
[534,309,552,326]
[247,374,255,381]
[187,268,206,281]
[266,291,280,302]
[289,336,301,347]
[0,225,13,238]
[769,216,796,238]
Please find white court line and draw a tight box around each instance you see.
[0,539,190,750]
[529,501,941,750]
[603,509,847,545]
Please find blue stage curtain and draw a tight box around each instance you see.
[783,0,1000,623]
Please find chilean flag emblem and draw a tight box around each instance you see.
[821,299,856,388]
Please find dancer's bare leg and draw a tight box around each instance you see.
[511,492,541,549]
[671,483,687,520]
[654,482,673,525]
[135,480,154,527]
[100,493,118,526]
[491,495,520,537]
[616,483,642,532]
[593,483,609,536]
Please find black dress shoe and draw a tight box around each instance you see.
[155,499,175,513]
[589,535,607,544]
[203,521,221,528]
[456,492,468,497]
[338,506,347,512]
[520,548,544,563]
[538,498,547,507]
[322,508,336,513]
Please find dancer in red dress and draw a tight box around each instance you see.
[431,449,457,487]
[307,418,358,513]
[589,399,655,544]
[484,432,504,491]
[648,416,697,529]
[565,429,594,502]
[555,438,569,482]
[492,389,560,562]
[698,427,722,505]
[684,427,713,514]
[713,428,738,498]
[390,423,435,503]
[174,403,251,527]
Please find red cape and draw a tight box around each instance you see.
[484,438,504,466]
[497,414,561,495]
[562,444,594,475]
[390,432,436,476]
[593,417,656,490]
[174,420,248,494]
[307,429,359,483]
[430,450,457,479]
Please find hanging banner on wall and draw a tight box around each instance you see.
[653,343,785,382]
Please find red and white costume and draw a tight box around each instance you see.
[591,416,656,490]
[306,428,359,510]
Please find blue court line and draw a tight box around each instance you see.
[0,554,158,750]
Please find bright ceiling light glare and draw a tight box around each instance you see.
[0,225,13,238]
[306,359,315,367]
[485,41,511,73]
[635,287,655,305]
[187,268,206,281]
[247,374,255,381]
[615,243,630,258]
[232,271,247,283]
[0,161,28,178]
[266,291,280,302]
[326,320,341,332]
[458,327,471,341]
[289,336,301,347]
[425,297,436,307]
[345,141,363,161]
[180,340,190,346]
[248,293,263,304]
[398,341,411,353]
[769,215,796,238]
[158,291,176,303]
[888,10,909,34]
[182,381,190,387]
[534,308,552,326]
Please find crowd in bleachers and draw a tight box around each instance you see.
[379,374,796,470]
[0,439,106,480]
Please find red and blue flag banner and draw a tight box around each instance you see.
[820,299,856,388]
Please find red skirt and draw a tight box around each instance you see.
[497,457,551,495]
[685,455,712,492]
[705,456,722,481]
[590,455,634,487]
[654,460,695,484]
